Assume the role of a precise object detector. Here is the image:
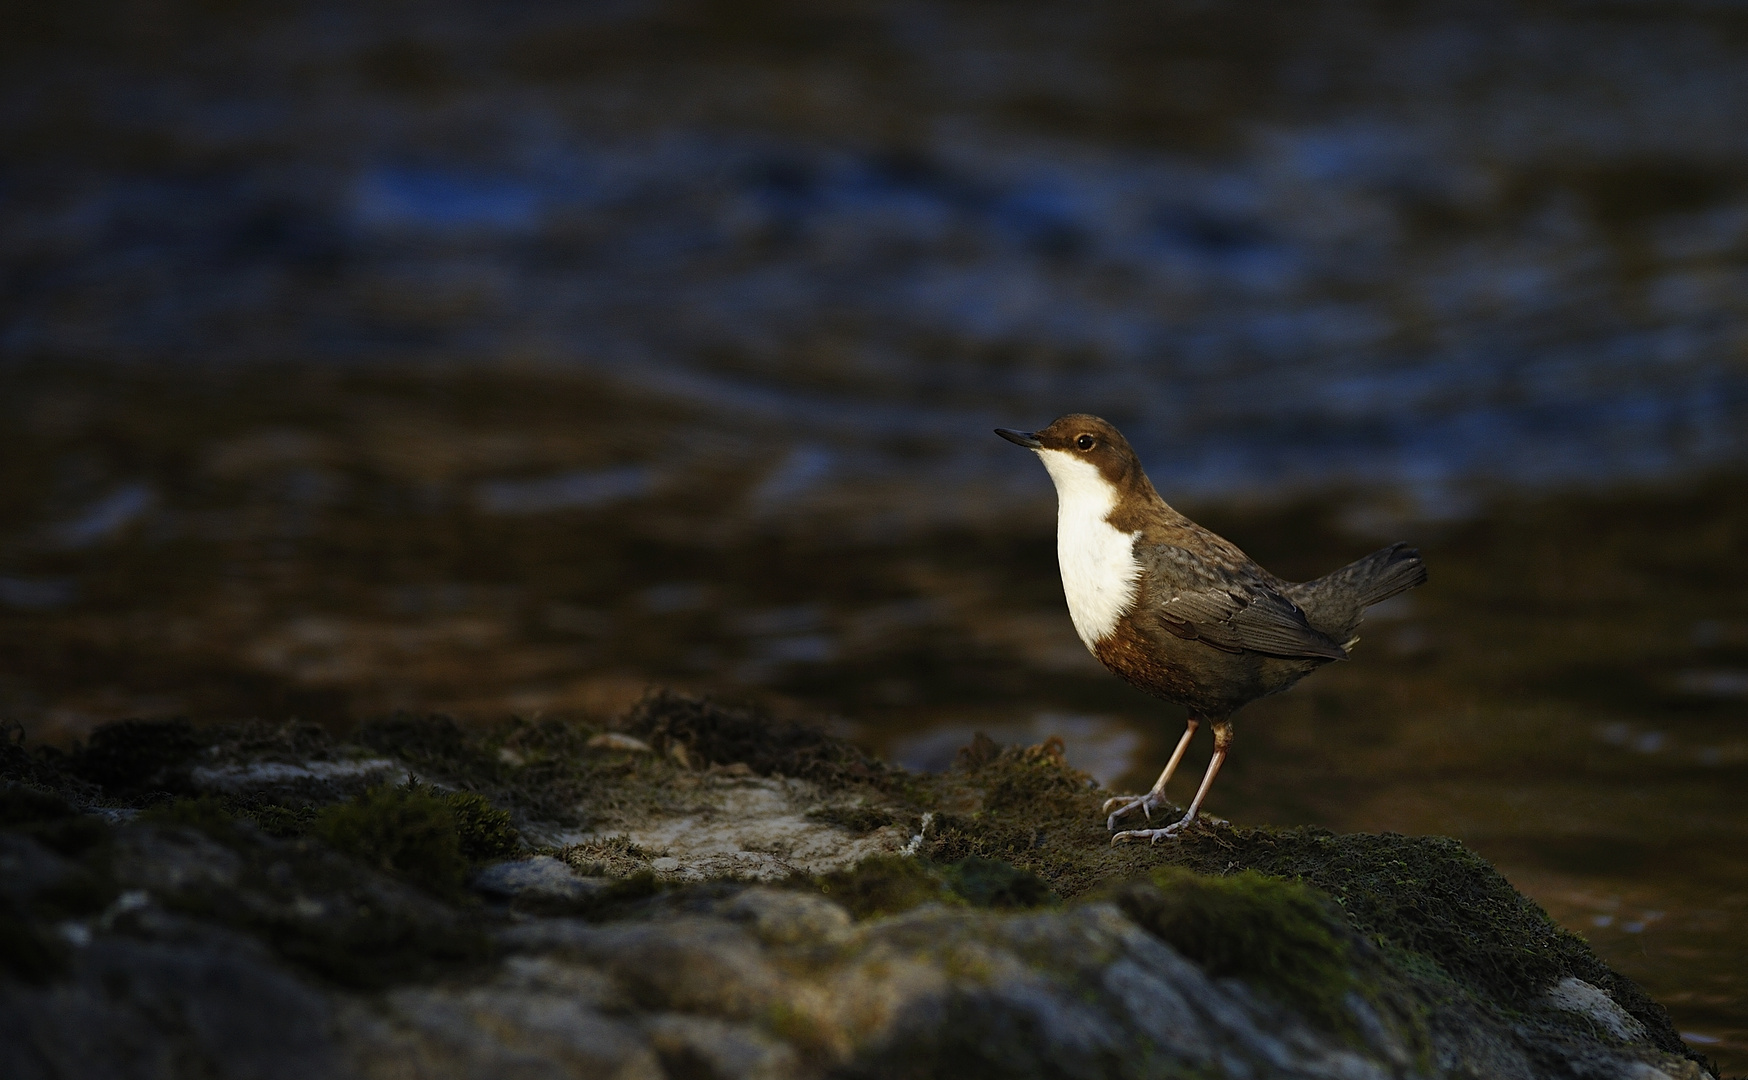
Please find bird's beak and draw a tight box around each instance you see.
[995,428,1043,450]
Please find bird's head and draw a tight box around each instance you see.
[996,414,1145,495]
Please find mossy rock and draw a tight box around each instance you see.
[815,855,952,918]
[358,714,492,782]
[1,786,120,984]
[245,801,322,838]
[902,731,1691,1060]
[806,802,902,833]
[1165,827,1666,1030]
[444,789,522,862]
[70,718,202,794]
[130,793,496,989]
[942,856,1057,910]
[315,781,467,894]
[811,855,1054,919]
[1104,867,1361,1033]
[0,783,79,828]
[256,897,493,990]
[623,689,889,784]
[0,704,1706,1073]
[10,812,112,860]
[141,794,250,840]
[1,729,98,803]
[140,793,321,842]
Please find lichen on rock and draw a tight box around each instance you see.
[0,692,1720,1079]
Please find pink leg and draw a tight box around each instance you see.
[1103,716,1199,831]
[1113,720,1232,845]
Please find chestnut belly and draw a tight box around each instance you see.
[1091,616,1331,718]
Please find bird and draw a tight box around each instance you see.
[996,415,1426,844]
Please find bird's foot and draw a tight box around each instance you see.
[1110,813,1198,846]
[1102,791,1169,832]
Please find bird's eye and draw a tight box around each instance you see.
[1076,434,1096,450]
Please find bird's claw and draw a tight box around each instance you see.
[1110,816,1196,845]
[1103,792,1164,831]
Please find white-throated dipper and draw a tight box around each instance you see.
[997,415,1426,844]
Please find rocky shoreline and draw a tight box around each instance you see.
[1,692,1719,1079]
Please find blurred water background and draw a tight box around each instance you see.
[3,0,1747,1067]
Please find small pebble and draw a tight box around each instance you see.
[587,733,654,753]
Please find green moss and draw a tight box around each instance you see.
[1164,829,1612,1010]
[141,794,246,841]
[360,713,604,827]
[809,855,1055,919]
[443,790,521,862]
[920,738,1121,898]
[942,856,1055,910]
[359,714,499,785]
[314,780,468,894]
[1108,867,1358,1032]
[241,802,320,838]
[310,779,521,893]
[816,856,953,918]
[624,690,890,785]
[978,738,1094,814]
[144,794,330,844]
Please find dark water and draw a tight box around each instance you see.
[4,0,1748,1070]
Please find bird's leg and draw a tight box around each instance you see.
[1103,716,1198,830]
[1113,720,1232,845]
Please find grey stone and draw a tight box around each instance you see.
[109,826,245,895]
[1545,976,1649,1042]
[188,758,401,804]
[641,1014,798,1080]
[716,885,854,947]
[0,931,351,1080]
[347,985,662,1080]
[502,916,786,1020]
[471,856,606,903]
[0,833,79,901]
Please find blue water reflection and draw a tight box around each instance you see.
[14,114,1747,508]
[355,169,543,233]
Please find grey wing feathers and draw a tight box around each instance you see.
[1143,545,1350,661]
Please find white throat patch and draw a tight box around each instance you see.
[1036,450,1140,650]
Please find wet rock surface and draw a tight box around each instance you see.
[0,695,1721,1079]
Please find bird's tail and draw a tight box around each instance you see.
[1312,542,1428,609]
